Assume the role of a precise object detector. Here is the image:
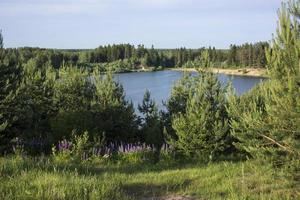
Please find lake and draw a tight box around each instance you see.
[114,70,265,110]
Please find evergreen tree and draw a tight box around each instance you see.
[171,71,233,160]
[50,66,94,141]
[163,73,197,140]
[228,1,300,173]
[0,30,3,49]
[228,45,238,66]
[51,67,138,143]
[168,50,236,159]
[138,90,164,162]
[91,69,138,143]
[0,62,56,154]
[266,3,300,80]
[289,0,300,19]
[0,34,23,154]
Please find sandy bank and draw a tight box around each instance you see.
[171,67,267,77]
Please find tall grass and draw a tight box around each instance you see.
[0,154,298,200]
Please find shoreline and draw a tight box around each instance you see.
[170,67,268,77]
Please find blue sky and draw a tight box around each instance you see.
[0,0,282,49]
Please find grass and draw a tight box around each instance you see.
[0,154,299,200]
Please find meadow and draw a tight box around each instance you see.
[0,153,298,200]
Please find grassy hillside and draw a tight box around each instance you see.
[0,155,298,200]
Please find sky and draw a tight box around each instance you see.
[0,0,283,49]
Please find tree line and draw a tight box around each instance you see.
[0,0,299,179]
[0,42,268,74]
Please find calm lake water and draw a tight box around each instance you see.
[114,70,265,110]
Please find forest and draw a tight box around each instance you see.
[1,42,268,73]
[0,0,299,199]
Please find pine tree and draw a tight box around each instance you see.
[166,51,235,160]
[263,1,300,161]
[91,69,138,143]
[228,45,238,66]
[0,34,23,154]
[0,30,3,49]
[228,1,300,172]
[50,66,96,142]
[266,3,300,80]
[52,66,138,143]
[0,61,57,154]
[171,72,233,160]
[138,90,164,162]
[163,73,197,141]
[288,0,300,19]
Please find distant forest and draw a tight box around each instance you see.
[1,42,268,72]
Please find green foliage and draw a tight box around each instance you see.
[0,118,7,132]
[227,42,268,68]
[138,90,164,162]
[51,67,138,143]
[0,30,3,49]
[51,66,93,140]
[163,73,197,141]
[138,90,158,121]
[228,1,300,179]
[266,3,300,80]
[1,44,138,154]
[0,50,21,152]
[91,70,138,142]
[0,42,268,75]
[0,50,55,153]
[97,58,139,73]
[52,131,91,164]
[227,81,270,157]
[289,0,300,18]
[229,79,300,167]
[171,72,235,160]
[165,54,238,160]
[164,51,235,159]
[199,50,212,69]
[72,131,90,158]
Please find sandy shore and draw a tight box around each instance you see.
[171,67,267,77]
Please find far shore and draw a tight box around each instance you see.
[170,67,268,77]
